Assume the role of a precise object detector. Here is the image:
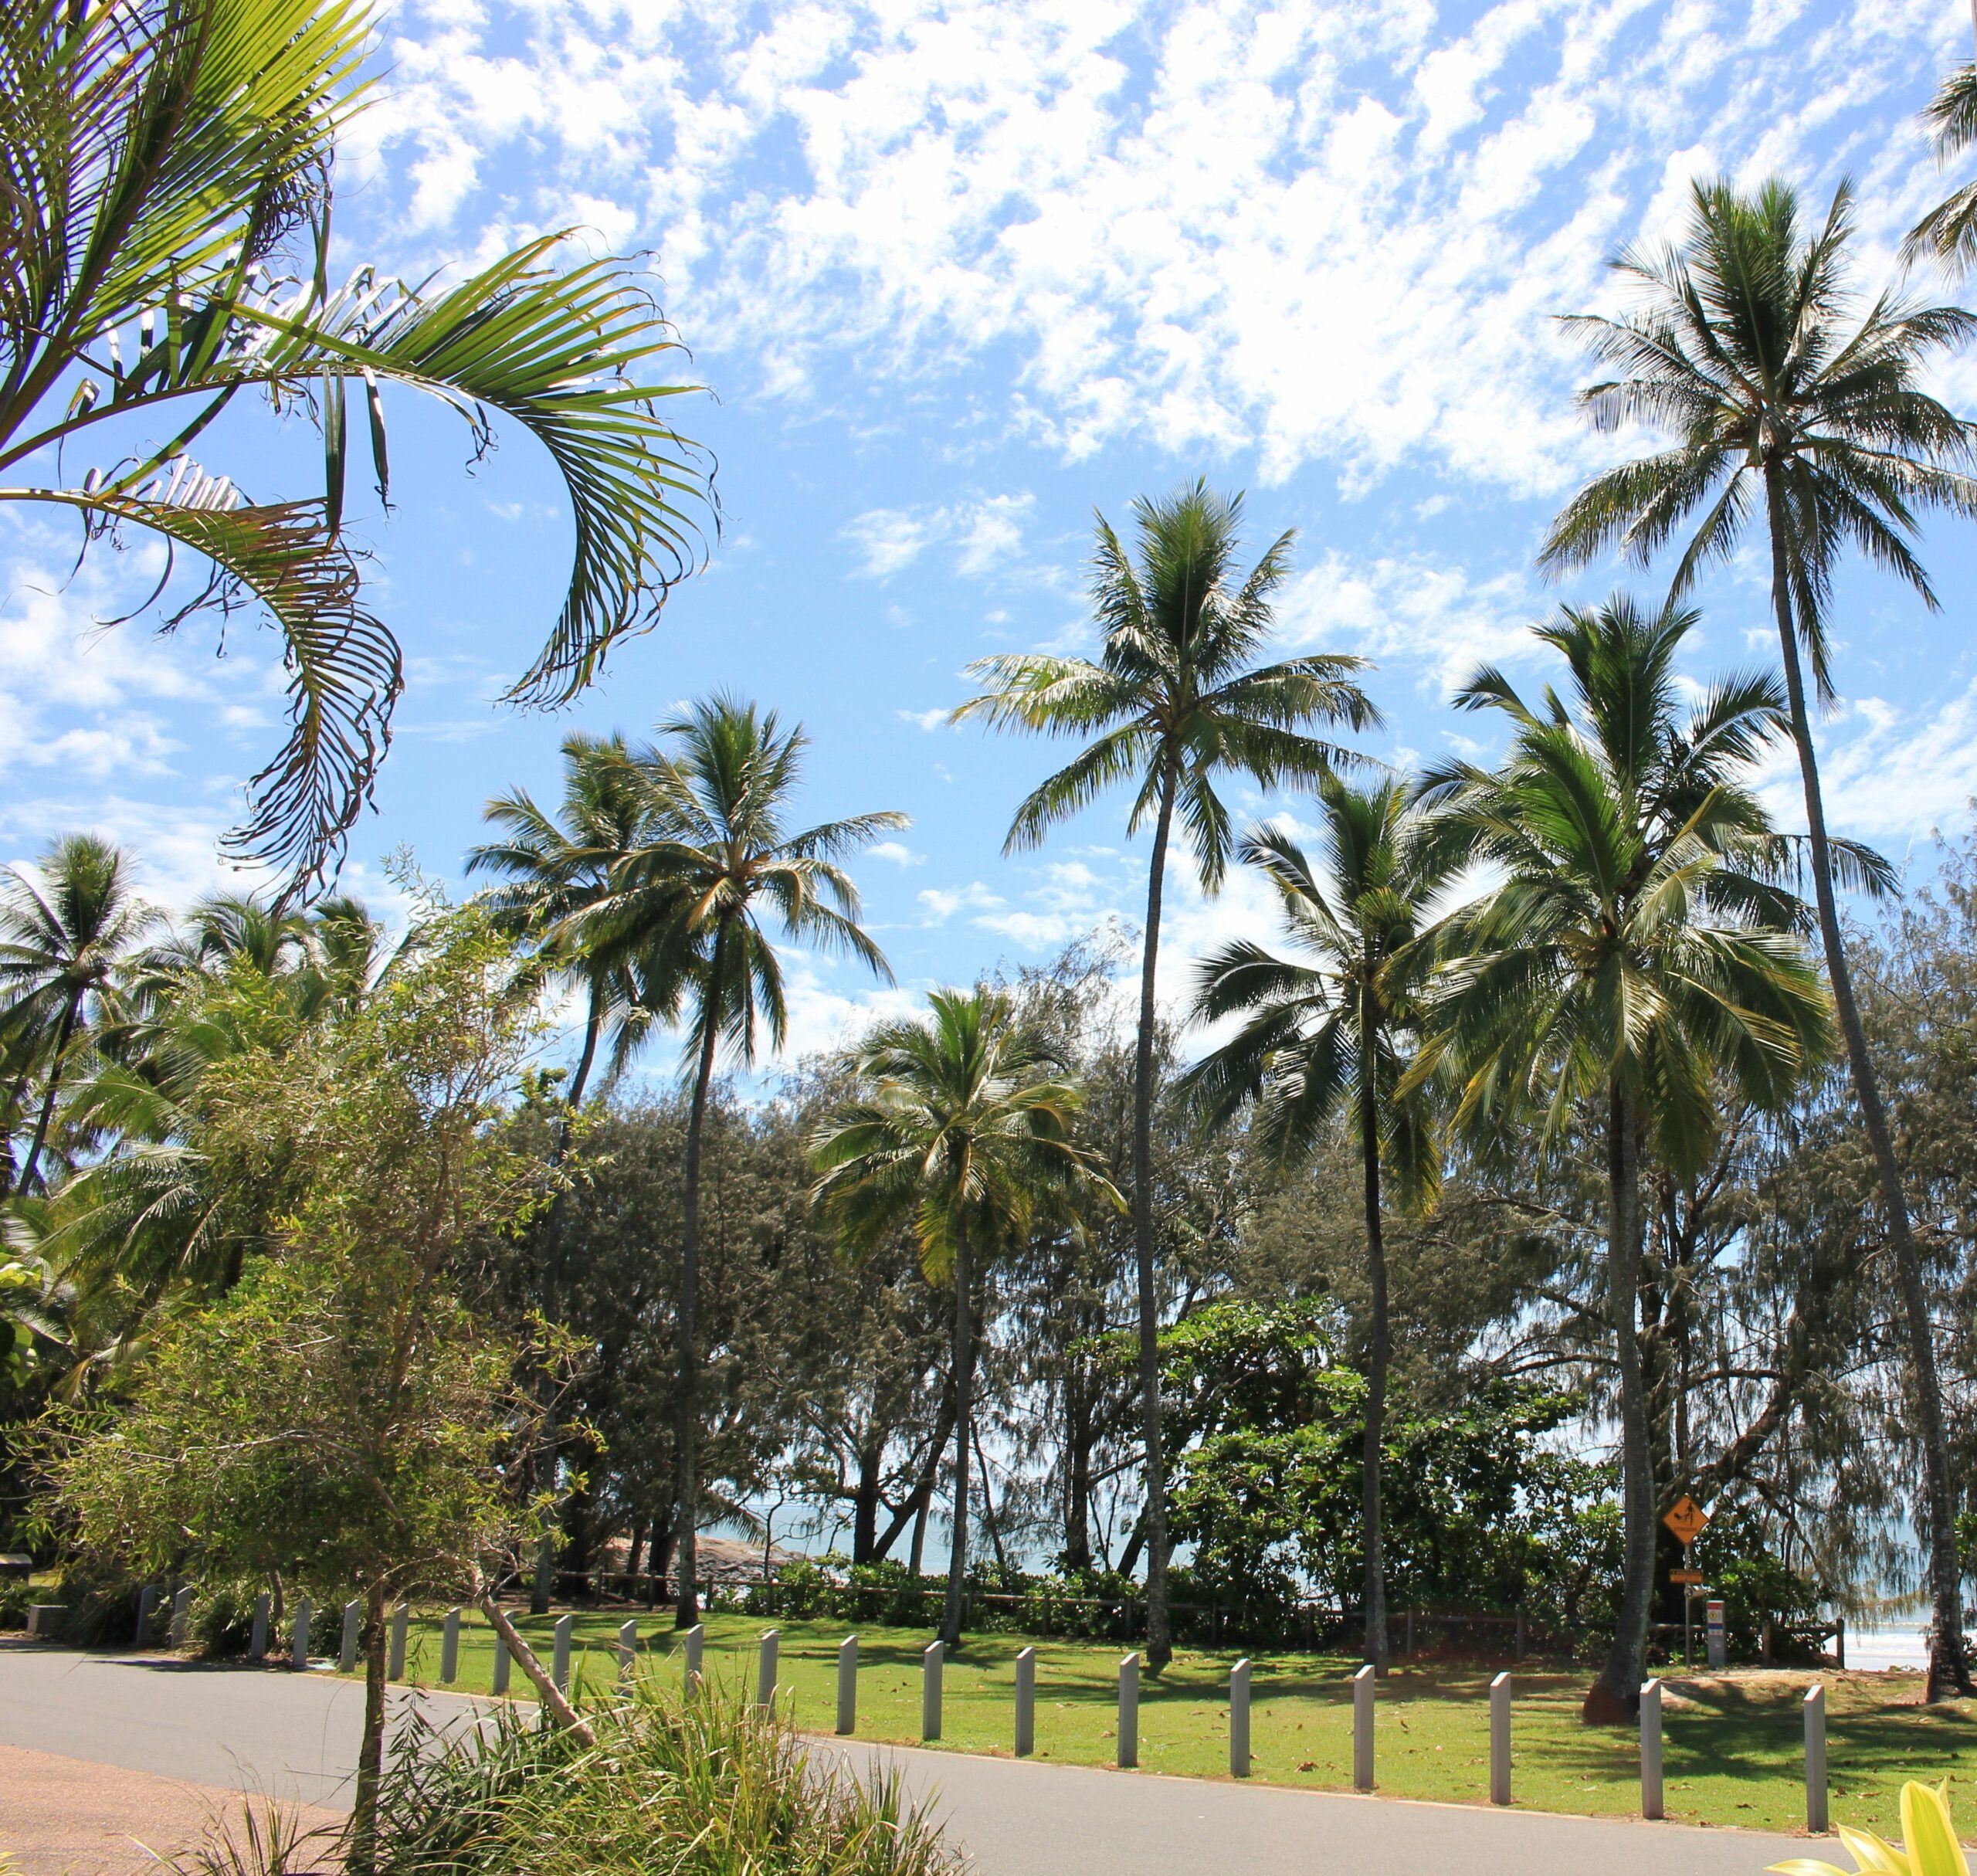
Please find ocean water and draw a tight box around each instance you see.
[1845,1626,1931,1672]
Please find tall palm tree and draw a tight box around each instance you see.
[582,695,905,1627]
[952,480,1378,1666]
[811,987,1114,1647]
[1907,60,1977,276]
[0,0,709,888]
[1413,595,1832,1719]
[0,834,161,1196]
[1182,776,1448,1672]
[1540,179,1977,1699]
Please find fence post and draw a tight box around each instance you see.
[344,1600,364,1675]
[291,1596,312,1670]
[681,1622,704,1691]
[613,1618,636,1681]
[1762,1618,1773,1667]
[1640,1679,1663,1820]
[922,1640,943,1741]
[1404,1606,1415,1661]
[388,1603,408,1680]
[1836,1616,1846,1671]
[552,1612,574,1693]
[1490,1671,1511,1806]
[1118,1653,1139,1769]
[134,1584,159,1648]
[1353,1662,1375,1791]
[492,1633,510,1696]
[1015,1646,1036,1757]
[168,1585,192,1647]
[755,1629,779,1708]
[1805,1682,1828,1834]
[250,1593,270,1661]
[829,1634,855,1734]
[1230,1658,1251,1778]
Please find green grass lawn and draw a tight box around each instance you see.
[374,1607,1977,1844]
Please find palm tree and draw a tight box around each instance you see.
[1412,595,1832,1719]
[1,0,709,888]
[1907,61,1977,276]
[582,695,905,1627]
[1182,776,1447,1672]
[0,834,161,1196]
[811,987,1114,1647]
[1540,178,1977,1700]
[952,479,1377,1666]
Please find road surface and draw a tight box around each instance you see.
[0,1642,1809,1875]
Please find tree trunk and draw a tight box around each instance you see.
[1591,1082,1655,1718]
[939,1235,975,1647]
[673,927,727,1630]
[477,1588,595,1742]
[874,1374,958,1566]
[345,1583,388,1876]
[852,1433,884,1565]
[17,991,80,1196]
[1765,497,1971,1701]
[975,1419,1009,1577]
[1132,754,1179,1669]
[1064,1352,1094,1572]
[1358,1045,1390,1674]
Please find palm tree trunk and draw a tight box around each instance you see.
[1765,503,1970,1701]
[1358,1043,1389,1673]
[1132,752,1179,1670]
[346,1582,388,1876]
[940,1234,975,1648]
[673,933,727,1630]
[17,991,80,1195]
[1592,1082,1655,1718]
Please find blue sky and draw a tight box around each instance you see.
[8,0,1977,1070]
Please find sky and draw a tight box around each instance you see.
[9,0,1977,1076]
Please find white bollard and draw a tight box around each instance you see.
[1353,1662,1375,1791]
[134,1584,158,1647]
[1490,1671,1511,1806]
[922,1640,944,1741]
[756,1629,780,1708]
[388,1603,408,1680]
[1117,1653,1140,1769]
[619,1619,639,1681]
[1230,1658,1252,1778]
[341,1599,361,1674]
[1805,1682,1828,1834]
[552,1613,574,1692]
[250,1593,270,1660]
[491,1633,511,1696]
[291,1596,312,1669]
[439,1606,460,1683]
[1640,1679,1664,1820]
[681,1622,704,1691]
[836,1635,858,1735]
[170,1586,192,1647]
[1015,1646,1036,1758]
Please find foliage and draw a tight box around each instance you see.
[1768,1780,1969,1876]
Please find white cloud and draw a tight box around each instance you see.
[867,839,925,867]
[897,706,952,731]
[846,494,1037,582]
[918,880,1004,924]
[845,507,935,578]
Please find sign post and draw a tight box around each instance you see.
[1663,1495,1711,1668]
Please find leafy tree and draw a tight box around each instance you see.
[1541,180,1977,1699]
[584,697,904,1627]
[812,987,1114,1647]
[0,0,709,885]
[953,480,1376,1665]
[1413,596,1830,1718]
[1184,776,1448,1669]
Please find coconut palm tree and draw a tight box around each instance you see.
[952,479,1378,1665]
[1182,776,1448,1672]
[0,0,709,888]
[1907,61,1977,276]
[0,834,161,1196]
[1540,178,1977,1699]
[579,695,905,1627]
[811,986,1115,1647]
[1412,595,1832,1719]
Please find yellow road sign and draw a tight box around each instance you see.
[1670,1569,1705,1585]
[1663,1495,1709,1545]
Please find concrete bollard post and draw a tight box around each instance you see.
[1490,1671,1511,1806]
[836,1635,858,1735]
[491,1633,511,1696]
[134,1584,159,1648]
[618,1619,639,1681]
[341,1600,362,1674]
[922,1640,943,1741]
[1117,1653,1139,1769]
[1230,1658,1252,1778]
[1640,1679,1664,1820]
[440,1606,460,1684]
[681,1623,704,1691]
[1805,1682,1828,1834]
[250,1593,270,1661]
[169,1585,192,1647]
[1353,1662,1375,1791]
[756,1629,780,1708]
[1015,1647,1036,1758]
[388,1603,408,1680]
[292,1596,313,1669]
[552,1612,574,1693]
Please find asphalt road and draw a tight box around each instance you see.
[0,1642,1810,1875]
